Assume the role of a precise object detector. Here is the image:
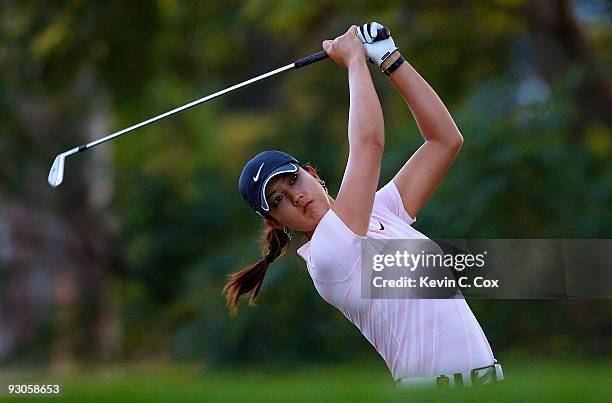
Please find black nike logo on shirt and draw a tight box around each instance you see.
[378,221,384,230]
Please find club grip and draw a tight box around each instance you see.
[294,51,329,68]
[293,26,390,69]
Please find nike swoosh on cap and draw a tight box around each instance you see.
[253,163,264,182]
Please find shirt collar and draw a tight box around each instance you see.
[296,241,310,261]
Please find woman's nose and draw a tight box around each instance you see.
[293,192,304,206]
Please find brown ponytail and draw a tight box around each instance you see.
[223,223,292,315]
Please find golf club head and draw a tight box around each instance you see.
[48,154,66,187]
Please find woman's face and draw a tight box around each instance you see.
[264,167,331,232]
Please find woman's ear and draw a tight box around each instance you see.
[265,218,283,230]
[303,165,320,180]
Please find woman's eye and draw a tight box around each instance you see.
[272,194,282,207]
[290,173,298,184]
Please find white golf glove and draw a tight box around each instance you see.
[355,22,398,66]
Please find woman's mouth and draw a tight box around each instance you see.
[304,200,313,214]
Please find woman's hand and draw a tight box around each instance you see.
[322,25,366,69]
[355,22,399,67]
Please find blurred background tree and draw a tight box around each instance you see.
[0,0,610,370]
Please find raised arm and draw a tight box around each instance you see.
[358,23,463,219]
[322,26,384,236]
[386,51,463,218]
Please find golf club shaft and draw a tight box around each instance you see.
[75,51,328,153]
[61,25,390,154]
[48,27,390,187]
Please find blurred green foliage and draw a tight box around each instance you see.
[1,0,610,369]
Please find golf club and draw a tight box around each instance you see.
[48,27,390,188]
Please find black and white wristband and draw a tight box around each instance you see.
[382,54,405,76]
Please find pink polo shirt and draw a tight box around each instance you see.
[296,180,495,380]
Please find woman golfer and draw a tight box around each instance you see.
[225,23,503,388]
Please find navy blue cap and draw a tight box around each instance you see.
[239,150,300,217]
